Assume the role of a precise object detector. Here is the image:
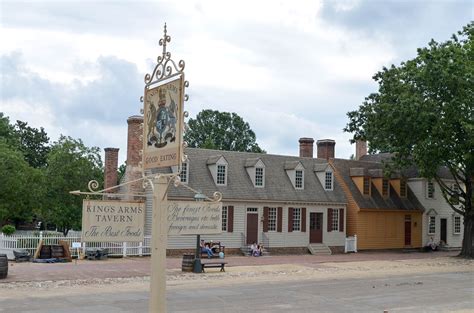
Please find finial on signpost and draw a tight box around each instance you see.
[159,23,171,58]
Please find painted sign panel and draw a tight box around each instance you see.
[167,201,222,235]
[143,76,183,169]
[82,200,145,242]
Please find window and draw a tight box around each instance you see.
[295,170,303,189]
[382,179,389,197]
[453,216,461,234]
[427,181,435,198]
[428,216,436,234]
[292,208,301,231]
[363,177,370,195]
[179,162,188,183]
[400,180,407,197]
[247,207,258,213]
[255,167,264,187]
[217,165,226,185]
[268,207,277,231]
[221,206,228,231]
[332,209,339,231]
[325,172,333,190]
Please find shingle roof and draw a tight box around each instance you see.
[244,158,260,168]
[313,163,329,172]
[166,148,346,204]
[332,158,424,211]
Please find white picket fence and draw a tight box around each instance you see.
[0,232,152,260]
[344,235,357,253]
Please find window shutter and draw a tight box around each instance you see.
[327,208,333,232]
[227,205,234,232]
[277,207,283,232]
[288,207,294,232]
[339,208,344,232]
[301,208,306,232]
[263,207,269,232]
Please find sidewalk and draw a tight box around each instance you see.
[0,250,458,283]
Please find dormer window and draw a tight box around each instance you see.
[325,171,333,190]
[207,155,228,186]
[382,179,389,197]
[245,158,265,188]
[285,161,304,190]
[295,170,303,189]
[217,164,226,185]
[427,181,435,199]
[179,162,188,184]
[363,177,370,195]
[255,167,264,187]
[400,179,407,197]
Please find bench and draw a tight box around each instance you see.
[201,261,227,272]
[201,241,225,258]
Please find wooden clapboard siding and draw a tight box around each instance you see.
[331,161,359,236]
[357,210,422,249]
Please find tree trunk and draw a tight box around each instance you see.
[460,214,474,258]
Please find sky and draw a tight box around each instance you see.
[1,0,472,165]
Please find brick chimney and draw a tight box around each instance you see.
[121,115,145,200]
[317,139,336,159]
[127,115,143,167]
[355,140,367,160]
[299,137,314,158]
[104,147,119,195]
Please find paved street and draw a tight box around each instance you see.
[0,271,472,313]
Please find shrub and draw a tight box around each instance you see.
[1,224,16,235]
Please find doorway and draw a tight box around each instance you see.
[440,218,447,244]
[310,213,323,243]
[246,209,258,245]
[404,215,411,246]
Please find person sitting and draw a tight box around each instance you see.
[257,243,264,256]
[251,242,260,257]
[200,239,214,258]
[426,237,438,251]
[210,240,220,253]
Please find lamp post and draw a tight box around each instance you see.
[193,191,206,273]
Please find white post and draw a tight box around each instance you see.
[82,241,86,256]
[354,235,358,253]
[149,175,169,313]
[139,242,143,257]
[39,231,43,242]
[344,237,348,253]
[122,242,127,257]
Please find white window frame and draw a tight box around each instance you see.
[292,208,301,231]
[324,171,333,190]
[179,162,188,184]
[428,215,436,234]
[255,167,264,187]
[268,207,277,232]
[295,170,303,189]
[221,206,228,231]
[332,208,339,231]
[427,181,435,199]
[216,164,227,185]
[453,215,461,235]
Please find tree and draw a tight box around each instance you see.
[0,141,45,226]
[344,23,473,258]
[184,109,265,153]
[44,136,103,235]
[14,120,50,168]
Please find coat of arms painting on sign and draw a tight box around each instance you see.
[143,77,183,169]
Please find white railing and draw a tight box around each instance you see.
[344,235,357,253]
[0,232,152,259]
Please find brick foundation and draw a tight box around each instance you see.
[267,247,309,255]
[328,246,345,254]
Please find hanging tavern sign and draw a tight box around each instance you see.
[166,201,222,235]
[82,199,145,242]
[142,24,186,171]
[143,77,184,169]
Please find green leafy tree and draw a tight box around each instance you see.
[344,23,473,258]
[0,142,45,226]
[44,136,103,235]
[184,109,265,153]
[14,120,50,168]
[0,113,19,147]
